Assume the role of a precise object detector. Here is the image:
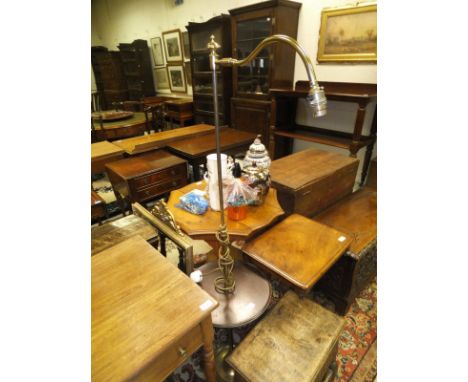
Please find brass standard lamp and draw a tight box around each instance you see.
[200,34,327,381]
[207,34,327,295]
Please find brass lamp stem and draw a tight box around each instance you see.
[207,33,326,294]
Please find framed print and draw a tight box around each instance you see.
[150,37,164,66]
[317,3,377,63]
[162,29,184,62]
[184,61,192,87]
[182,31,190,60]
[167,64,187,93]
[154,67,170,90]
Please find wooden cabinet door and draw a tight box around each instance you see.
[231,97,271,142]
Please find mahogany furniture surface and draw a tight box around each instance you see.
[91,214,158,256]
[227,290,344,382]
[270,81,377,185]
[91,191,107,224]
[242,213,351,294]
[270,148,359,216]
[187,14,232,126]
[92,236,218,382]
[166,181,284,252]
[113,124,215,155]
[164,99,194,128]
[166,128,256,180]
[91,141,125,175]
[313,188,377,315]
[105,150,188,211]
[92,111,149,141]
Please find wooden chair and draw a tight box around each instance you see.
[132,201,211,274]
[143,104,166,133]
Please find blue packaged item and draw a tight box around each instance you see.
[176,189,209,215]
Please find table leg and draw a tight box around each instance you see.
[200,316,217,382]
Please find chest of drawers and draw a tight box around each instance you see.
[105,150,188,208]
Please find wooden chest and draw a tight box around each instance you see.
[270,148,359,216]
[227,291,344,382]
[313,188,377,315]
[105,149,188,207]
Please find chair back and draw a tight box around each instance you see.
[144,104,166,133]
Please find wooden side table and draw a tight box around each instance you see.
[92,236,219,382]
[105,150,188,213]
[166,128,256,180]
[313,188,377,314]
[242,213,351,295]
[226,291,344,382]
[165,99,194,128]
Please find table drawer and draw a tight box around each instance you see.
[136,177,187,202]
[134,325,203,382]
[133,164,187,190]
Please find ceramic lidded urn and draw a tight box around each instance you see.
[242,135,271,206]
[243,135,271,170]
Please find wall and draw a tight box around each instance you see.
[92,0,377,181]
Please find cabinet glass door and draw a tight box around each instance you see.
[235,17,272,95]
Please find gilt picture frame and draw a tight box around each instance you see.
[182,31,190,60]
[162,29,184,62]
[317,3,377,63]
[150,37,165,66]
[167,64,187,93]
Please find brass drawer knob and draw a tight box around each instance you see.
[170,169,176,176]
[178,347,188,358]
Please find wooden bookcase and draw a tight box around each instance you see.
[186,15,232,126]
[91,46,128,110]
[118,39,155,100]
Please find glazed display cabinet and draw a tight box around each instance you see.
[229,0,301,142]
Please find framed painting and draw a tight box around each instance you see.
[150,37,164,66]
[182,31,190,60]
[154,67,170,90]
[317,3,377,63]
[162,29,184,62]
[167,64,187,93]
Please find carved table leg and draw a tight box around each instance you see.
[200,316,217,382]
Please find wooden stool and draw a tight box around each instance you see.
[227,291,344,382]
[242,214,351,295]
[313,188,377,315]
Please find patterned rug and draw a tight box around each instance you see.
[168,278,377,382]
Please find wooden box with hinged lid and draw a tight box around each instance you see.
[270,148,359,216]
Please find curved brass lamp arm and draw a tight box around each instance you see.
[217,34,319,88]
[208,34,327,117]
